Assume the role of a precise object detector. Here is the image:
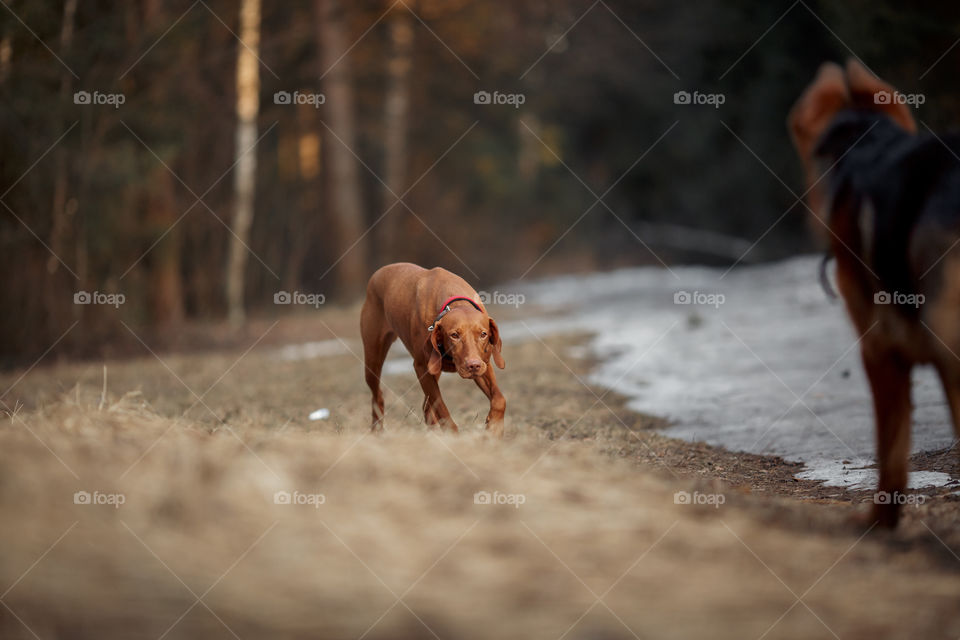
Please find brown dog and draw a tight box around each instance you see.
[789,59,960,527]
[360,263,506,437]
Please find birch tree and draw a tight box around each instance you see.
[226,0,261,325]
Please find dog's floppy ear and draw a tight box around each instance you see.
[788,62,849,164]
[845,58,917,134]
[426,325,444,376]
[488,318,505,369]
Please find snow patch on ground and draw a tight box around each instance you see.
[795,459,953,490]
[518,256,958,489]
[275,339,353,361]
[382,358,414,376]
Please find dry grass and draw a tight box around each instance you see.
[1,319,959,640]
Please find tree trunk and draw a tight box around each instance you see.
[0,34,12,84]
[317,0,367,294]
[226,0,261,326]
[50,0,77,269]
[283,121,323,293]
[145,168,185,329]
[128,0,185,331]
[48,0,77,332]
[378,1,413,262]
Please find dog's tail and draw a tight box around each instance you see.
[819,252,838,300]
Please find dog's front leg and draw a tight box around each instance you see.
[474,368,505,439]
[414,363,458,432]
[862,343,912,528]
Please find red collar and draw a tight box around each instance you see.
[428,296,484,332]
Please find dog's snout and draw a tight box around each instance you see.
[465,359,484,375]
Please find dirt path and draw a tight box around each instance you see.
[0,312,959,639]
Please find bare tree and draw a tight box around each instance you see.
[145,167,185,328]
[226,0,261,325]
[50,0,77,266]
[48,0,77,327]
[378,1,413,262]
[317,0,367,293]
[133,1,185,330]
[282,108,323,293]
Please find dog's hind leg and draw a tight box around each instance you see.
[361,300,395,431]
[862,344,912,528]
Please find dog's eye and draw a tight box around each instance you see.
[480,331,487,339]
[450,332,460,340]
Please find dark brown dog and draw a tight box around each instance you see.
[360,263,506,437]
[789,59,960,527]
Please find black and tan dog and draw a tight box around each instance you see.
[789,59,960,527]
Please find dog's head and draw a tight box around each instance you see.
[788,59,917,239]
[427,307,504,379]
[788,59,916,166]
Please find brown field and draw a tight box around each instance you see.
[1,306,959,640]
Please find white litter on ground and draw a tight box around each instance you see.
[308,408,330,421]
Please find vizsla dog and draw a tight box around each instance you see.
[789,59,960,527]
[360,263,506,437]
